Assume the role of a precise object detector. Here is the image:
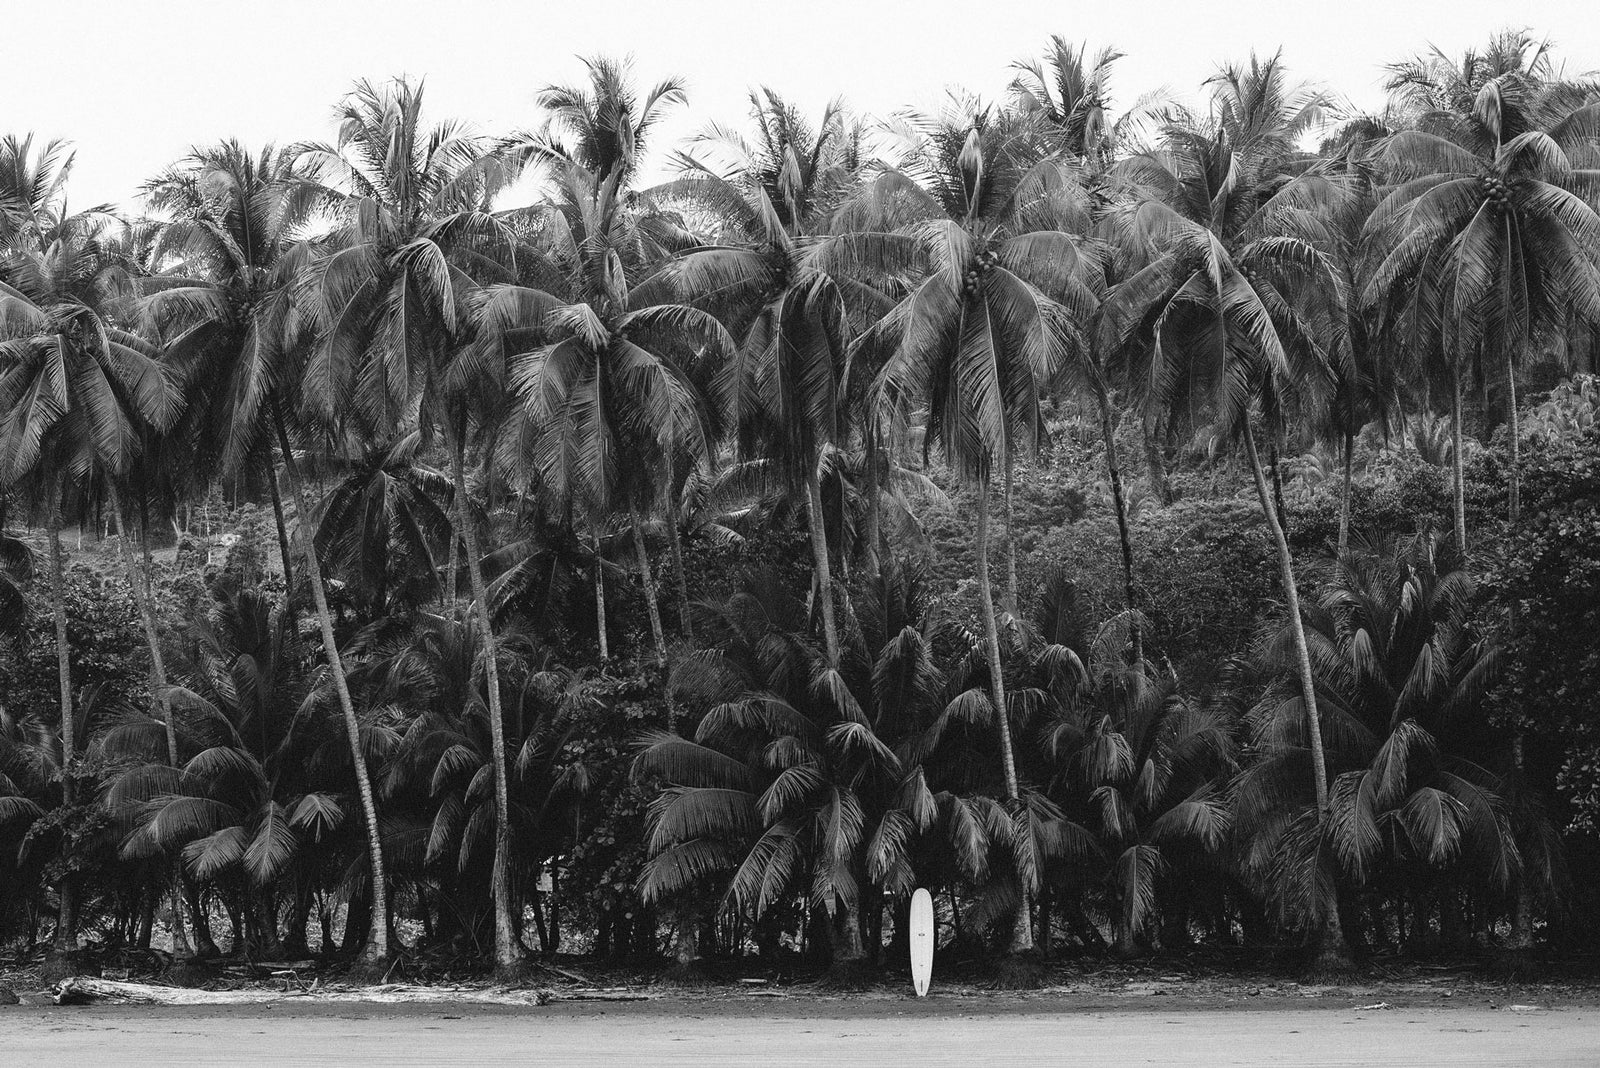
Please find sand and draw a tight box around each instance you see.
[4,997,1597,1067]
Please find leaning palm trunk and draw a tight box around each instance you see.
[262,455,294,594]
[974,480,1034,953]
[273,423,388,964]
[106,484,191,956]
[1094,384,1143,665]
[1003,462,1019,611]
[592,524,610,661]
[805,463,840,668]
[632,509,679,727]
[1449,368,1468,555]
[448,431,521,977]
[1267,437,1289,527]
[44,485,77,955]
[1242,423,1346,966]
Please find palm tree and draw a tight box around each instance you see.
[473,160,727,668]
[1365,36,1600,534]
[1034,575,1235,954]
[821,106,1100,952]
[528,55,687,188]
[1099,107,1351,961]
[636,564,989,973]
[1009,37,1169,172]
[0,135,179,956]
[0,704,56,912]
[108,585,341,957]
[647,89,868,666]
[312,432,454,619]
[138,141,327,588]
[293,75,520,971]
[376,615,586,955]
[1235,533,1527,950]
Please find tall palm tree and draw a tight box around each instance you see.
[1365,40,1600,534]
[138,140,324,585]
[819,106,1101,952]
[1009,37,1169,173]
[0,135,179,955]
[489,55,708,668]
[473,159,727,669]
[647,89,869,666]
[294,75,518,971]
[1099,112,1351,962]
[528,55,687,189]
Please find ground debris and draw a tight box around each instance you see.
[49,976,566,1007]
[55,977,291,1006]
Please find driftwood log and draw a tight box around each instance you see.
[50,976,577,1006]
[55,977,291,1005]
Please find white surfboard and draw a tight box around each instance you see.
[910,887,934,997]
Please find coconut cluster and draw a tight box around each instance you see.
[1482,174,1513,210]
[962,250,1000,295]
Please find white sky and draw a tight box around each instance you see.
[9,0,1599,210]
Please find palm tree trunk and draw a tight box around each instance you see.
[107,486,178,768]
[1144,419,1172,505]
[1449,368,1468,555]
[592,524,609,661]
[273,417,388,965]
[447,428,522,977]
[1337,426,1354,561]
[806,463,840,668]
[1242,423,1328,810]
[664,491,694,644]
[1095,385,1142,665]
[1503,346,1521,524]
[1243,422,1346,966]
[631,511,668,668]
[864,417,882,574]
[974,479,1034,954]
[444,528,460,608]
[1267,437,1289,528]
[1003,460,1019,611]
[106,484,191,956]
[264,455,294,594]
[1500,348,1533,947]
[45,486,77,955]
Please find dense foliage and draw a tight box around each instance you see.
[2,30,1599,980]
